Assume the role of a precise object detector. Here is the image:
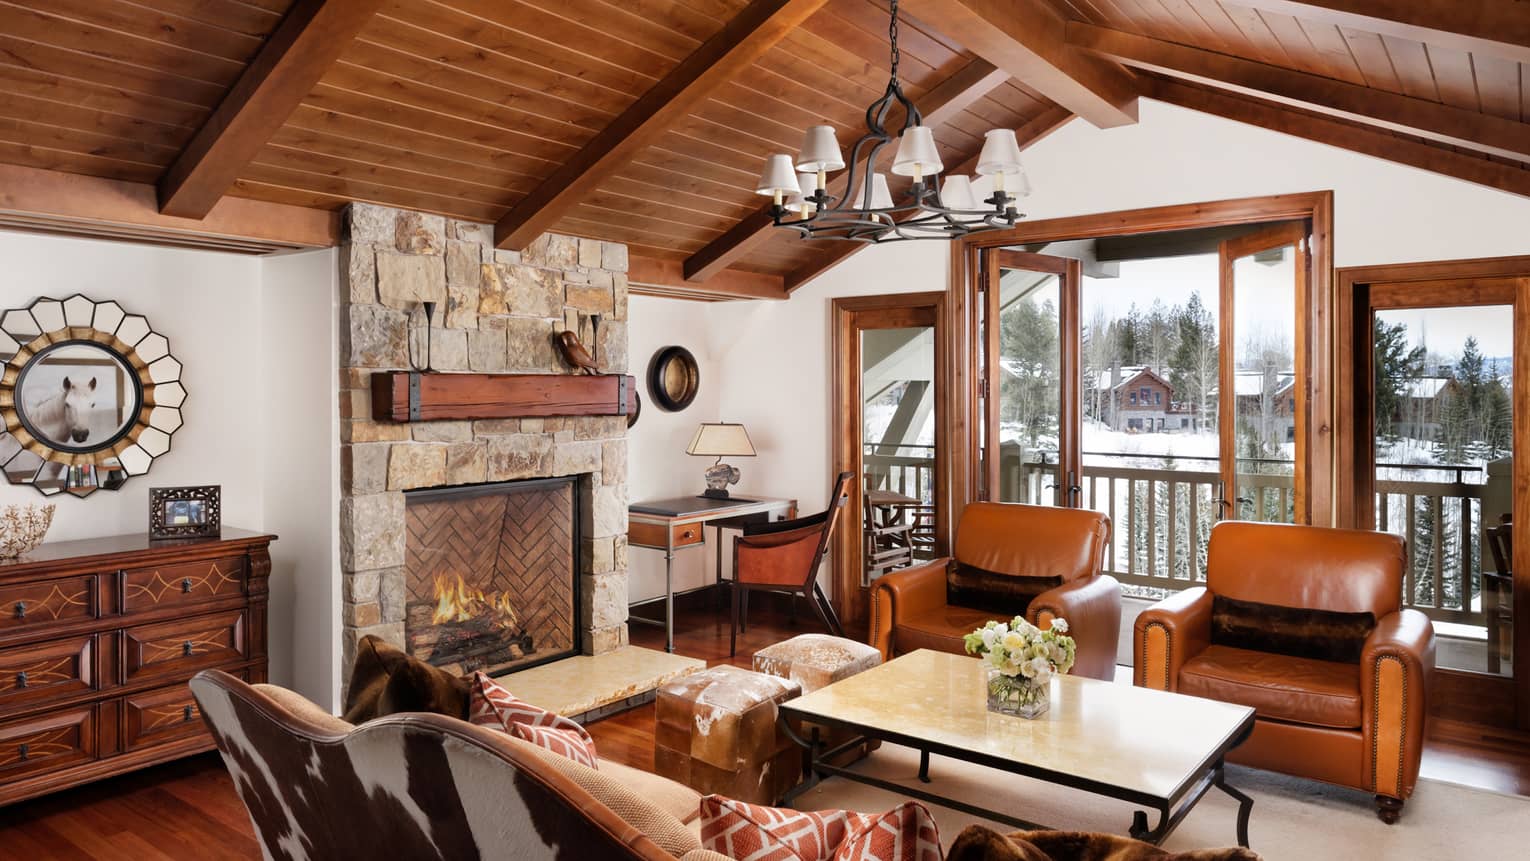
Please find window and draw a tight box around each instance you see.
[1129,392,1137,405]
[1140,387,1151,401]
[1155,391,1163,405]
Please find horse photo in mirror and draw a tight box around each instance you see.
[17,343,137,451]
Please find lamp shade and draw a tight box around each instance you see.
[853,172,894,210]
[756,154,800,197]
[891,125,943,178]
[786,172,817,212]
[796,125,845,172]
[976,129,1023,176]
[686,422,756,457]
[1012,168,1033,198]
[939,174,979,210]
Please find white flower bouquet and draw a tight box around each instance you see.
[963,616,1076,718]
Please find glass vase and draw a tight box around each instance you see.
[986,667,1049,718]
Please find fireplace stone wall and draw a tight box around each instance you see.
[336,203,630,679]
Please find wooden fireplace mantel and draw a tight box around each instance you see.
[371,371,637,422]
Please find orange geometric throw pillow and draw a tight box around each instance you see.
[468,671,598,769]
[699,795,940,861]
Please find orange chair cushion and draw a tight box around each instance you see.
[893,606,1005,656]
[1178,645,1363,730]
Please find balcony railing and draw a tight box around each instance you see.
[1004,449,1491,628]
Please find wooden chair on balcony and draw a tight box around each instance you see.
[863,488,914,581]
[1485,513,1513,675]
[730,472,853,656]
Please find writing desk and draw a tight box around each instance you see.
[628,494,796,652]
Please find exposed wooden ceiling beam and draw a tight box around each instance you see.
[157,0,384,219]
[784,105,1075,293]
[681,59,1009,283]
[901,0,1138,128]
[1220,1,1530,65]
[494,0,829,252]
[1149,77,1530,199]
[628,255,788,301]
[1,163,339,252]
[1069,23,1530,163]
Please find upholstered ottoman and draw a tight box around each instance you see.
[753,634,882,766]
[654,665,802,805]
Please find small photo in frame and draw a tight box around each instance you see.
[149,485,221,540]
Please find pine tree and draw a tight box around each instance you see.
[999,294,1059,447]
[1456,337,1486,443]
[1372,318,1426,442]
[1168,292,1217,430]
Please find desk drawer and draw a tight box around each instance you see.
[124,610,246,685]
[0,634,97,710]
[630,520,706,549]
[0,706,97,781]
[122,555,246,616]
[0,576,97,634]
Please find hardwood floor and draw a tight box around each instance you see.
[1,599,1526,857]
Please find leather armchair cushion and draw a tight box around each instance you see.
[1210,595,1375,664]
[895,606,1001,656]
[1178,645,1363,729]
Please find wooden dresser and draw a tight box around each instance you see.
[0,528,274,805]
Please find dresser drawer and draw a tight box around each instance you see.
[0,706,97,781]
[124,610,247,684]
[122,555,246,616]
[123,673,243,752]
[0,633,97,710]
[0,575,97,634]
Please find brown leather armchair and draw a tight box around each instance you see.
[1134,521,1434,824]
[870,502,1121,681]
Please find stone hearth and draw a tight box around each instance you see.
[336,202,631,681]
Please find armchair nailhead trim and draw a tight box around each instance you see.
[1371,653,1408,798]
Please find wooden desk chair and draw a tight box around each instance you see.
[730,472,852,656]
[1486,514,1513,675]
[863,490,914,581]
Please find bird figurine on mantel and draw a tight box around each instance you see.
[556,313,601,374]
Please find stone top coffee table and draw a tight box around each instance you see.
[778,649,1257,848]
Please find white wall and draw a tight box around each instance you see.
[259,249,340,711]
[0,231,341,710]
[624,296,724,602]
[0,232,264,538]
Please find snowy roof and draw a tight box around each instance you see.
[1402,378,1452,399]
[1093,365,1150,392]
[1229,370,1294,397]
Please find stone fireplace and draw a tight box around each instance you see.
[336,202,630,684]
[404,478,579,675]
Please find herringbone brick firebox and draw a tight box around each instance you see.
[404,478,580,676]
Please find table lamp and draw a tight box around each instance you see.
[686,422,756,499]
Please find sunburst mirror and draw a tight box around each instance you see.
[0,295,185,497]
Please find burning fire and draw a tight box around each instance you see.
[432,574,520,628]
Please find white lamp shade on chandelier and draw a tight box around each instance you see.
[976,129,1024,176]
[853,172,895,210]
[796,125,846,172]
[756,154,800,199]
[939,174,979,210]
[891,125,943,178]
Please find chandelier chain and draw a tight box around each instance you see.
[888,0,900,83]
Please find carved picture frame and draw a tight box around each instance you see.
[149,485,221,540]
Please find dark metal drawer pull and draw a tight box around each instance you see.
[183,705,195,722]
[181,578,194,594]
[17,743,28,761]
[15,671,26,689]
[182,641,194,657]
[13,602,24,619]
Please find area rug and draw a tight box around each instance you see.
[788,745,1528,860]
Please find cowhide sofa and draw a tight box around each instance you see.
[190,669,725,861]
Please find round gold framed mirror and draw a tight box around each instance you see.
[0,295,185,497]
[647,345,699,412]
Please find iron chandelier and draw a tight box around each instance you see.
[754,0,1030,243]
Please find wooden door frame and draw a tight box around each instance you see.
[1337,255,1530,730]
[831,292,952,626]
[1219,221,1312,524]
[982,250,1082,504]
[951,191,1336,524]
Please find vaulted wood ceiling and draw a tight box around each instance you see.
[0,0,1525,299]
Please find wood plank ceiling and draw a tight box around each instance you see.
[0,0,1525,298]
